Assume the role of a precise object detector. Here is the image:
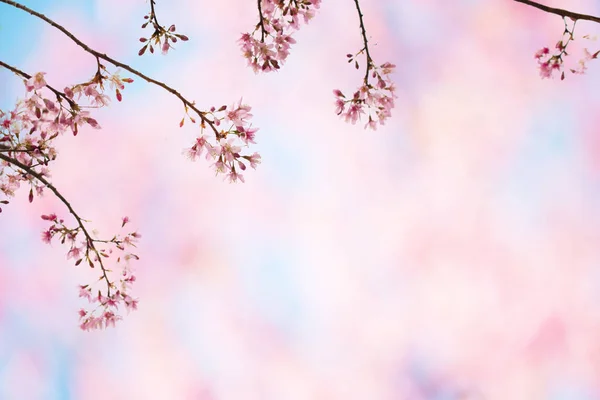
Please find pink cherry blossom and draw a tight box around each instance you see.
[25,72,47,92]
[41,230,53,244]
[67,246,82,260]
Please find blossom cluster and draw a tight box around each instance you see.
[183,100,261,183]
[40,213,140,331]
[534,20,600,80]
[534,46,561,79]
[334,60,397,130]
[138,5,188,56]
[240,0,322,73]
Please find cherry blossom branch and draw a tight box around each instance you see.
[0,0,218,137]
[353,0,373,83]
[332,0,396,129]
[0,152,113,293]
[513,0,600,24]
[1,72,141,328]
[520,2,600,79]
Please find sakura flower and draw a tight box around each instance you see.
[25,72,47,92]
[212,160,228,174]
[219,137,242,163]
[245,152,261,169]
[41,229,53,244]
[123,294,139,312]
[534,47,550,59]
[334,60,396,129]
[227,169,245,183]
[67,246,82,260]
[78,285,92,300]
[225,101,252,126]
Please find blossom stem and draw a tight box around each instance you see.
[352,0,373,83]
[149,0,161,29]
[0,152,113,294]
[0,0,220,137]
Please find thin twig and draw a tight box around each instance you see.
[352,0,373,83]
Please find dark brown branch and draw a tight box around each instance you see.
[0,152,113,294]
[149,0,161,28]
[513,0,600,24]
[0,0,220,137]
[352,0,373,83]
[257,0,266,42]
[0,59,32,80]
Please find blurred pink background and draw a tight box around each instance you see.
[2,0,600,398]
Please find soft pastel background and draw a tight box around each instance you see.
[2,0,600,398]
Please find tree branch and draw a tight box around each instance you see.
[513,0,600,24]
[0,0,220,137]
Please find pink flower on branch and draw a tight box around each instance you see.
[334,61,397,129]
[330,0,397,130]
[182,100,261,183]
[533,18,600,80]
[24,72,47,92]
